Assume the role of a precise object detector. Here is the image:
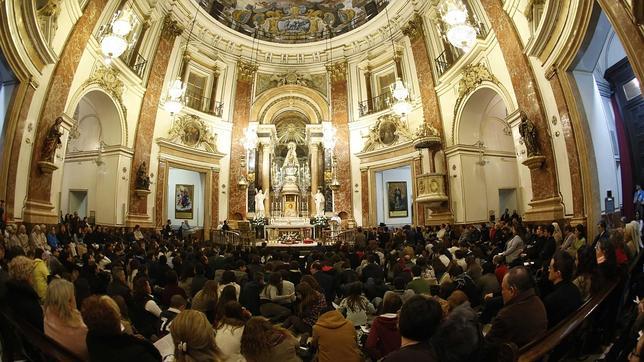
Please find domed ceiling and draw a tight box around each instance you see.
[200,0,390,43]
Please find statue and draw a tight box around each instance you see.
[135,161,151,190]
[41,117,64,162]
[254,188,266,218]
[314,188,325,217]
[518,111,540,157]
[281,142,301,193]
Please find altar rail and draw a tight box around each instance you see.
[499,250,643,361]
[322,229,357,245]
[211,230,242,246]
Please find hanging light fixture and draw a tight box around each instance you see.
[99,7,134,64]
[384,6,411,117]
[163,11,197,115]
[439,0,478,52]
[241,125,259,151]
[322,123,337,151]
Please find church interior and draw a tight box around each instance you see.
[0,0,643,361]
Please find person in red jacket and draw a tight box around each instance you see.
[366,292,402,360]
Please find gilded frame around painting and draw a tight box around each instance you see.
[387,181,408,218]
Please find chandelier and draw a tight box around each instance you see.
[384,7,411,117]
[99,8,134,63]
[241,125,259,150]
[439,0,478,52]
[322,123,337,151]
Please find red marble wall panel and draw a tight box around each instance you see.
[228,79,253,220]
[480,0,559,202]
[26,0,108,205]
[128,18,182,216]
[409,31,445,137]
[5,85,36,219]
[330,75,353,218]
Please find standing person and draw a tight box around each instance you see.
[44,279,89,360]
[170,310,222,362]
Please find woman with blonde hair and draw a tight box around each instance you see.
[6,255,43,331]
[624,220,642,258]
[44,278,89,360]
[552,222,563,247]
[170,310,222,362]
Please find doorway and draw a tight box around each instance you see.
[68,190,88,218]
[499,188,518,217]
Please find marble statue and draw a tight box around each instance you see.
[314,188,325,217]
[281,142,301,193]
[519,111,540,157]
[254,188,266,218]
[41,117,64,162]
[135,161,151,190]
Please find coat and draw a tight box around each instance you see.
[86,331,161,362]
[5,279,43,332]
[312,310,361,362]
[365,314,400,360]
[485,288,547,348]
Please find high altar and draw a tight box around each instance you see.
[242,122,338,242]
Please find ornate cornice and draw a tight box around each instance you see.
[237,60,258,81]
[361,113,414,152]
[326,61,347,82]
[453,63,500,114]
[167,114,217,153]
[162,15,184,38]
[401,14,425,41]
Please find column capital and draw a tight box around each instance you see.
[162,15,184,38]
[402,14,425,41]
[326,61,347,82]
[237,60,258,81]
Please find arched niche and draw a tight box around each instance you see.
[251,84,329,123]
[67,88,127,149]
[449,87,523,223]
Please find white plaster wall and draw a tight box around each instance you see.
[167,168,205,227]
[375,166,413,226]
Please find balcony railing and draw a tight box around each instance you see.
[185,91,224,117]
[434,22,489,78]
[127,52,147,78]
[358,91,394,117]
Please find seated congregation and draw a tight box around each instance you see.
[0,215,643,361]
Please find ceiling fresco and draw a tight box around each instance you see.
[201,0,390,43]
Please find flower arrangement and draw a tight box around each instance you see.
[278,232,300,244]
[250,216,266,227]
[311,216,328,227]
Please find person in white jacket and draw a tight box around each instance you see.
[500,225,524,264]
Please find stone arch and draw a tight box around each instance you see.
[251,84,329,123]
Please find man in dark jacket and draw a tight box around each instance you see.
[485,266,547,350]
[543,251,582,328]
[538,225,557,267]
[361,254,385,283]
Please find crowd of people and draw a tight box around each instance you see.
[0,211,642,361]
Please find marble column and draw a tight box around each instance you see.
[24,0,109,224]
[546,68,586,222]
[228,61,257,220]
[127,16,183,222]
[479,0,563,221]
[154,160,167,228]
[401,15,444,136]
[327,61,353,218]
[364,67,373,113]
[309,143,320,214]
[361,169,369,226]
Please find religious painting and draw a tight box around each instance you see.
[387,181,408,218]
[378,119,397,146]
[175,184,194,219]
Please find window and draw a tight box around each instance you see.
[185,72,208,111]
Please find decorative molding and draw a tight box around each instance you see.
[326,61,347,82]
[167,114,217,153]
[237,60,258,81]
[258,95,323,123]
[401,14,425,41]
[162,15,184,38]
[453,63,500,115]
[361,113,414,152]
[81,66,127,118]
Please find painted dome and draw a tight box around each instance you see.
[199,0,390,43]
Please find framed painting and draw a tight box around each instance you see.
[387,181,408,218]
[175,184,194,219]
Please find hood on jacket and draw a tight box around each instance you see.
[376,314,398,330]
[316,310,350,329]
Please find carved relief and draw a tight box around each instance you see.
[454,63,500,114]
[255,72,328,96]
[168,114,217,153]
[237,60,259,81]
[36,0,63,45]
[162,15,184,37]
[401,14,425,40]
[361,114,414,152]
[82,66,127,118]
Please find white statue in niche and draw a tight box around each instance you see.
[255,188,266,218]
[314,188,325,217]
